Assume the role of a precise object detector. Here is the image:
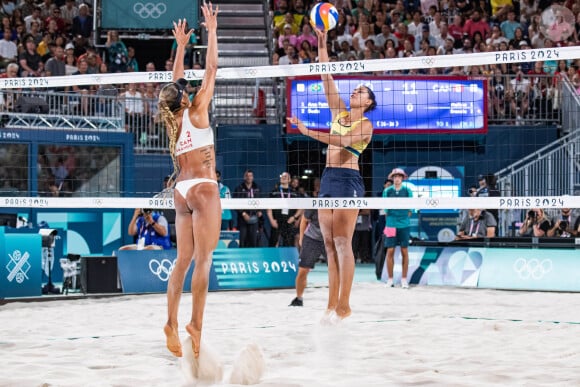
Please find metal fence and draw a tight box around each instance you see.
[496,129,580,197]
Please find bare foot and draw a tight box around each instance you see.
[185,323,201,358]
[320,309,335,325]
[335,307,352,320]
[164,324,182,357]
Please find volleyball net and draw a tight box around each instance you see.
[1,46,580,225]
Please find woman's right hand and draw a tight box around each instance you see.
[313,26,327,48]
[172,19,193,47]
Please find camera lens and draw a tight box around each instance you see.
[527,210,535,218]
[560,220,568,230]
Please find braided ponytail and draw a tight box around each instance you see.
[158,101,180,187]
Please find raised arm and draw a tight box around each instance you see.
[314,27,346,117]
[171,19,193,80]
[191,2,219,111]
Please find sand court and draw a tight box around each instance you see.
[1,281,580,386]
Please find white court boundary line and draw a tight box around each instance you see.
[0,47,576,89]
[0,196,576,210]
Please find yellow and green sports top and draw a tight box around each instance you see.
[330,111,370,157]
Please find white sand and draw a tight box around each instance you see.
[1,284,580,386]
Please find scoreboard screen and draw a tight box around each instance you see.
[286,76,487,135]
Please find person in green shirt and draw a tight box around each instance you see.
[382,168,413,289]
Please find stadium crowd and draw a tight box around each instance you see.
[272,0,580,123]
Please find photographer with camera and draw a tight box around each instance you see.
[119,208,172,250]
[547,208,577,238]
[519,208,551,237]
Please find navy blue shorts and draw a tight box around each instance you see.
[384,227,411,248]
[319,168,364,198]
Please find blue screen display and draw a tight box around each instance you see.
[286,76,487,134]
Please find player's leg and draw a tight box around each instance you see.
[164,194,195,357]
[318,208,338,312]
[185,184,221,358]
[330,208,359,319]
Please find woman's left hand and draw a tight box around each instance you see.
[172,19,193,47]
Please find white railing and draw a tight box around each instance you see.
[496,129,580,197]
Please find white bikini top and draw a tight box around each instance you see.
[175,109,214,156]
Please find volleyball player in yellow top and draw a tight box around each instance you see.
[288,28,376,322]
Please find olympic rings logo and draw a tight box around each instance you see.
[421,57,435,66]
[247,199,261,208]
[245,69,257,77]
[425,199,439,207]
[513,258,552,280]
[133,2,167,19]
[93,199,103,206]
[149,258,175,281]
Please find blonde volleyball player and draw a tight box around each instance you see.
[158,2,220,359]
[287,28,376,321]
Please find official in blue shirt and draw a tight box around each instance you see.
[382,168,413,289]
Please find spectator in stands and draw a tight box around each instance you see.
[500,8,521,40]
[296,23,317,48]
[20,0,35,18]
[18,35,43,76]
[0,27,17,68]
[394,22,414,51]
[119,208,171,250]
[38,0,54,19]
[60,0,78,33]
[464,10,490,40]
[371,9,387,35]
[71,3,92,39]
[125,46,138,72]
[415,24,436,51]
[267,171,303,247]
[507,67,530,124]
[547,208,577,237]
[121,82,144,136]
[407,9,425,37]
[278,23,297,49]
[278,43,297,65]
[24,6,42,32]
[169,19,197,68]
[71,59,95,114]
[298,40,316,63]
[375,23,398,49]
[456,209,497,239]
[105,29,128,72]
[351,0,371,24]
[45,6,65,35]
[519,208,551,237]
[44,44,65,77]
[448,14,465,44]
[352,21,375,54]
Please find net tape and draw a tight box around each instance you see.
[0,46,575,89]
[1,196,577,210]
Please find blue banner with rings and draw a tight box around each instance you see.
[478,248,580,292]
[116,247,298,293]
[101,0,198,30]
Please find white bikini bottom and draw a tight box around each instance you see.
[175,178,218,198]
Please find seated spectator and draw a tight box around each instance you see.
[456,209,497,239]
[278,23,297,49]
[60,0,78,33]
[519,208,551,237]
[0,27,17,68]
[18,35,43,76]
[547,208,578,237]
[464,10,490,41]
[119,208,172,250]
[337,40,356,61]
[500,8,521,40]
[375,23,398,49]
[296,23,317,48]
